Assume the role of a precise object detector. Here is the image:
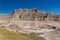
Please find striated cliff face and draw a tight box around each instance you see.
[0,8,60,40]
[12,8,51,20]
[11,8,60,21]
[0,8,60,21]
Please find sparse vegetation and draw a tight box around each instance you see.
[0,27,45,40]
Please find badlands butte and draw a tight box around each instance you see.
[0,8,60,40]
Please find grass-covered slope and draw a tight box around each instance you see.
[0,27,45,40]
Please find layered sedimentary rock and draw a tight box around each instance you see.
[0,8,60,21]
[10,9,48,21]
[11,8,60,21]
[0,8,60,40]
[12,8,48,20]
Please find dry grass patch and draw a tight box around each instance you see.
[0,27,45,40]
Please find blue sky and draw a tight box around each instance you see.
[0,0,60,15]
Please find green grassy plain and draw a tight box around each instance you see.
[0,27,45,40]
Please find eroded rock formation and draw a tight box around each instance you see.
[0,8,60,21]
[0,8,60,40]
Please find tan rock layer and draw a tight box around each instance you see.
[0,8,60,21]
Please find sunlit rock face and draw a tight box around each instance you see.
[0,8,59,32]
[0,8,60,21]
[0,8,60,40]
[11,8,52,20]
[12,8,60,21]
[0,8,60,29]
